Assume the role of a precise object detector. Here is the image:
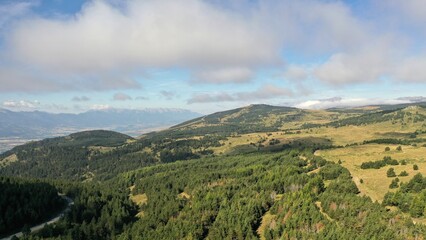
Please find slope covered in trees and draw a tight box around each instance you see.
[149,104,355,139]
[0,130,135,180]
[327,105,426,127]
[383,173,426,218]
[29,180,138,240]
[0,131,225,181]
[114,150,424,239]
[14,149,424,239]
[0,177,65,237]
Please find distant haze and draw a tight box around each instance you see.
[0,108,201,152]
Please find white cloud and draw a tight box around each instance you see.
[8,0,280,73]
[294,97,407,109]
[187,92,234,104]
[188,84,293,104]
[113,93,132,101]
[0,66,60,92]
[91,104,111,110]
[1,0,382,91]
[379,0,426,25]
[192,67,253,84]
[72,96,90,102]
[0,0,424,94]
[288,0,369,52]
[236,84,293,100]
[0,1,36,30]
[314,44,392,84]
[393,56,426,82]
[397,96,426,103]
[0,65,140,93]
[2,100,40,108]
[283,65,309,81]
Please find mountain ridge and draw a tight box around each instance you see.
[0,107,201,138]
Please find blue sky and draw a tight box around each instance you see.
[1,0,426,114]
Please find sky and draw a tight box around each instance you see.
[1,0,426,114]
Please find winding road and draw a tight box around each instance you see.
[1,194,74,240]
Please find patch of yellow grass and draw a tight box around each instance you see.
[212,133,271,154]
[82,172,94,182]
[307,168,321,175]
[257,211,276,240]
[211,117,425,154]
[220,107,249,123]
[177,192,191,199]
[135,211,145,218]
[315,201,334,222]
[274,194,283,201]
[0,153,18,167]
[88,146,114,154]
[317,144,426,202]
[413,217,426,225]
[207,178,234,188]
[130,193,148,206]
[287,118,425,146]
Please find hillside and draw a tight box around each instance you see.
[114,150,425,239]
[1,103,426,238]
[0,130,138,180]
[3,104,426,182]
[0,129,229,181]
[0,177,65,238]
[146,104,358,139]
[328,101,426,113]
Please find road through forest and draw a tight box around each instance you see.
[1,194,73,240]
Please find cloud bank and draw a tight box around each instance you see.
[0,0,426,101]
[2,100,40,109]
[294,97,410,109]
[188,84,293,104]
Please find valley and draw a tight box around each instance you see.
[0,108,201,153]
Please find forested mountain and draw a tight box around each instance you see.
[0,130,225,181]
[146,104,358,139]
[0,130,136,181]
[21,150,426,239]
[3,103,426,239]
[327,105,426,128]
[328,101,426,113]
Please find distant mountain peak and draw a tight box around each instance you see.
[0,107,202,144]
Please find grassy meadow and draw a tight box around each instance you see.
[317,144,426,202]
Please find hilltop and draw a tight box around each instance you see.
[146,104,359,139]
[0,130,137,180]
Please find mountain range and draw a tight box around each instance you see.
[0,108,201,138]
[0,108,200,152]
